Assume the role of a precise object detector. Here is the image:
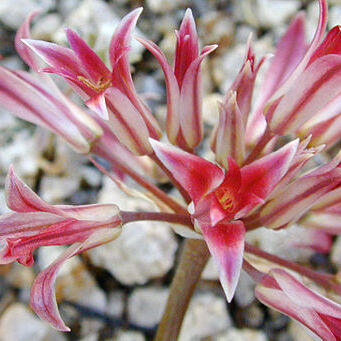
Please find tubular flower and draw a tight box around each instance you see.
[246,153,341,230]
[23,8,161,155]
[0,167,122,331]
[137,9,217,150]
[0,12,103,154]
[255,268,341,341]
[3,0,341,338]
[150,139,298,300]
[246,0,341,146]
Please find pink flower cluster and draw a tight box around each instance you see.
[1,0,341,339]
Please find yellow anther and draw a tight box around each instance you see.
[77,76,112,93]
[214,186,236,211]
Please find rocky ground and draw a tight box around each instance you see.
[0,0,340,340]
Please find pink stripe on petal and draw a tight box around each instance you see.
[22,39,86,78]
[30,228,121,331]
[5,166,64,216]
[241,139,298,200]
[150,139,224,204]
[105,88,151,155]
[179,44,217,148]
[272,269,341,318]
[215,93,245,168]
[270,55,341,135]
[109,7,142,76]
[309,25,341,65]
[256,285,336,341]
[270,0,328,101]
[255,12,306,110]
[136,36,181,143]
[0,212,64,239]
[200,220,245,302]
[85,93,109,119]
[174,9,199,86]
[15,10,41,71]
[66,29,111,82]
[30,243,80,331]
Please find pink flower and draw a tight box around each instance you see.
[0,167,122,331]
[247,0,341,146]
[150,139,298,300]
[255,268,341,341]
[137,9,217,150]
[23,9,161,155]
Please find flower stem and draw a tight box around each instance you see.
[244,126,273,165]
[89,147,187,215]
[154,239,210,341]
[121,211,193,228]
[151,152,192,205]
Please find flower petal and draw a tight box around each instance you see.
[256,285,336,341]
[30,228,121,331]
[5,166,64,215]
[136,36,180,143]
[270,0,328,100]
[268,55,341,135]
[174,9,199,86]
[272,269,341,318]
[241,139,299,200]
[200,220,245,302]
[15,10,41,71]
[215,92,245,168]
[259,164,341,229]
[179,44,217,148]
[150,139,224,204]
[66,29,111,82]
[22,39,86,78]
[105,88,152,155]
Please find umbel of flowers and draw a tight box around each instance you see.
[1,1,341,339]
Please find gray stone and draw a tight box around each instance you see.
[0,0,55,29]
[128,287,169,328]
[214,328,268,341]
[113,330,146,341]
[179,292,232,340]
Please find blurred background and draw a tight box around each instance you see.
[0,0,340,340]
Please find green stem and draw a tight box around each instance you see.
[154,239,210,341]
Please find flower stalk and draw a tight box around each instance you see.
[154,239,210,341]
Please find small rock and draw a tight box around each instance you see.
[246,226,314,263]
[89,220,177,285]
[5,262,35,289]
[106,291,125,318]
[113,330,146,341]
[331,236,341,268]
[31,14,63,40]
[0,130,39,177]
[233,0,300,29]
[79,333,99,341]
[202,256,219,280]
[0,0,55,29]
[0,303,47,341]
[56,262,107,313]
[234,271,256,307]
[40,175,80,203]
[329,5,341,30]
[128,287,169,328]
[179,292,232,340]
[214,328,268,341]
[146,0,183,13]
